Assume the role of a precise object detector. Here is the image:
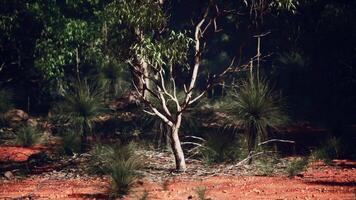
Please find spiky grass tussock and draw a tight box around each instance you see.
[286,157,309,178]
[89,143,142,197]
[58,129,81,155]
[15,125,41,147]
[53,80,105,150]
[224,77,288,155]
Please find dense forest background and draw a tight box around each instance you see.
[1,0,355,130]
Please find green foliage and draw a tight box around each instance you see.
[225,77,288,154]
[109,158,140,197]
[312,137,343,164]
[199,133,246,165]
[58,129,81,155]
[54,80,105,136]
[270,0,299,13]
[277,51,307,68]
[102,0,166,32]
[255,153,280,176]
[132,31,193,69]
[286,157,308,177]
[89,143,142,196]
[15,125,41,147]
[99,60,131,98]
[35,13,105,95]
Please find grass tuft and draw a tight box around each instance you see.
[286,157,309,178]
[89,143,142,197]
[15,125,41,147]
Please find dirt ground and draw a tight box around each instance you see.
[0,147,355,199]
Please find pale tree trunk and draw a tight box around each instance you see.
[169,114,186,171]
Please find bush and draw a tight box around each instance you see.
[54,80,105,151]
[312,134,356,164]
[255,153,280,176]
[224,77,288,156]
[15,125,41,147]
[58,129,81,155]
[199,133,247,165]
[89,143,142,197]
[109,156,141,196]
[286,157,309,177]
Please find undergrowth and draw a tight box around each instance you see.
[89,143,142,197]
[15,125,41,147]
[286,157,309,177]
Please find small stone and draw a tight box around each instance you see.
[4,171,14,180]
[187,195,193,199]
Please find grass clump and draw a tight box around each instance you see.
[89,143,142,197]
[195,186,212,200]
[54,80,105,151]
[15,125,41,147]
[199,133,246,165]
[312,134,356,164]
[255,154,280,176]
[286,157,309,178]
[224,77,288,160]
[58,129,81,155]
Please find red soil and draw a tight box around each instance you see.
[0,146,44,162]
[0,160,355,199]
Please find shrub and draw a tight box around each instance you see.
[58,129,81,155]
[255,153,280,176]
[89,143,142,197]
[313,134,356,164]
[199,133,246,165]
[224,77,288,161]
[286,157,309,177]
[54,80,105,151]
[109,156,141,196]
[15,125,41,147]
[311,136,352,165]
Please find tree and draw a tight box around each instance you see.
[100,0,299,171]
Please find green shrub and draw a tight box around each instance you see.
[312,137,341,164]
[109,156,141,197]
[224,77,288,157]
[15,126,41,147]
[58,130,81,155]
[255,154,280,176]
[89,143,142,197]
[286,157,309,177]
[89,143,137,174]
[199,133,246,165]
[54,80,105,151]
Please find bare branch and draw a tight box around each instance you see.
[258,139,295,146]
